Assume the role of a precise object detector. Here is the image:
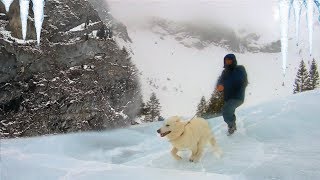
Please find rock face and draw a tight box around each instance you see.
[87,0,132,42]
[0,0,142,138]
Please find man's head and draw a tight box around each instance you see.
[225,59,233,65]
[224,54,237,69]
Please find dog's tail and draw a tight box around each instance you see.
[209,136,223,159]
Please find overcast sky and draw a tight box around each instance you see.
[108,0,280,38]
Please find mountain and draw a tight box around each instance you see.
[149,17,281,53]
[0,0,142,138]
[1,90,320,179]
[116,23,320,117]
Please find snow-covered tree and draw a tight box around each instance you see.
[196,96,207,117]
[293,60,311,94]
[137,102,148,117]
[145,92,161,122]
[205,89,224,118]
[308,59,319,90]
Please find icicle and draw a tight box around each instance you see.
[279,0,290,75]
[306,0,314,56]
[292,0,304,45]
[315,0,320,24]
[32,0,45,45]
[19,0,30,40]
[1,0,14,12]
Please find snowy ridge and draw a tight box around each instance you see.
[1,90,320,179]
[68,21,100,32]
[119,25,320,117]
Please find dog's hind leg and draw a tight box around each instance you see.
[171,147,182,160]
[209,136,223,158]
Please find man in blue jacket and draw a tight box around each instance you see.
[217,54,248,135]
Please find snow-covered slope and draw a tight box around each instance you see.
[1,90,320,180]
[117,26,320,117]
[110,0,320,117]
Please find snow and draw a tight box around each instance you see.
[0,25,36,44]
[1,90,320,179]
[68,22,100,32]
[110,0,320,117]
[117,26,320,117]
[69,23,85,32]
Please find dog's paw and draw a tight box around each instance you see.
[214,149,223,159]
[189,157,199,163]
[189,158,199,163]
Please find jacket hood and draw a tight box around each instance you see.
[224,54,237,69]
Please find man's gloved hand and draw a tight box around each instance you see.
[217,85,224,92]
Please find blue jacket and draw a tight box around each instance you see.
[218,54,248,101]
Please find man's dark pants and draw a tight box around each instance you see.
[222,99,243,128]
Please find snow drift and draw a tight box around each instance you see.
[1,90,320,180]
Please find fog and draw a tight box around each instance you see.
[108,0,280,40]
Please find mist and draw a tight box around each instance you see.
[108,0,280,40]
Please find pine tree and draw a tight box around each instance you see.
[145,92,161,122]
[293,60,311,94]
[308,59,320,90]
[196,96,207,117]
[137,102,148,117]
[205,90,224,118]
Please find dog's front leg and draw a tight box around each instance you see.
[189,147,198,162]
[193,146,204,162]
[190,142,204,162]
[171,147,182,160]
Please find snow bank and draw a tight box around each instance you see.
[1,90,320,179]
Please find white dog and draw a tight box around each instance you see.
[157,116,222,162]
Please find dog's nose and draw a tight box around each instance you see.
[157,129,161,133]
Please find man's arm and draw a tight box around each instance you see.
[235,66,248,89]
[217,70,226,92]
[217,70,226,86]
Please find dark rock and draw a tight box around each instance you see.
[87,0,132,42]
[0,0,142,138]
